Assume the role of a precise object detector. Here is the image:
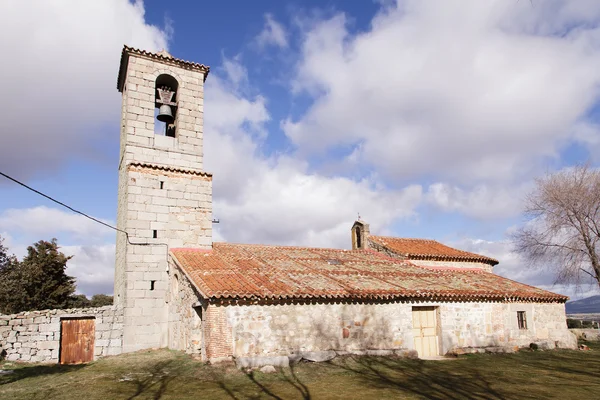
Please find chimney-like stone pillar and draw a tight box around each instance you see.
[351,220,370,250]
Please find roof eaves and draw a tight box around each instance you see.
[407,253,499,266]
[207,291,567,304]
[368,236,499,266]
[169,250,211,299]
[117,45,211,92]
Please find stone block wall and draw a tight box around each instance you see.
[410,260,493,272]
[114,50,213,353]
[118,165,212,353]
[167,262,203,355]
[200,300,575,362]
[120,55,206,169]
[570,328,600,341]
[0,306,123,363]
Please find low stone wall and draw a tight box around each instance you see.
[570,328,600,341]
[0,306,123,363]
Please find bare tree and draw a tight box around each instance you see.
[511,164,600,289]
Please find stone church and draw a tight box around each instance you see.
[0,46,576,365]
[111,46,576,365]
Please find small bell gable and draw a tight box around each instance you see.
[351,219,370,250]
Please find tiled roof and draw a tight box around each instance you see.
[369,236,499,265]
[117,45,210,92]
[170,243,565,303]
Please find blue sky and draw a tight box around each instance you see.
[1,0,600,299]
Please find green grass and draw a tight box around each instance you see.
[1,342,600,399]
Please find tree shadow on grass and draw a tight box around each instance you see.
[244,365,311,400]
[327,355,506,400]
[0,363,85,386]
[502,349,600,382]
[118,360,180,400]
[213,364,311,400]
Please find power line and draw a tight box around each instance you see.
[0,170,163,247]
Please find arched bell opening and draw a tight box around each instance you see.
[155,74,179,137]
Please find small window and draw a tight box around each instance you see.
[159,181,164,189]
[517,311,527,330]
[172,273,179,295]
[153,230,158,239]
[355,226,362,248]
[150,280,156,291]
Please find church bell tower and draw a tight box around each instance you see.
[114,46,212,352]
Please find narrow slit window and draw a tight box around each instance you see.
[150,280,156,291]
[517,311,527,330]
[153,230,158,239]
[160,181,164,189]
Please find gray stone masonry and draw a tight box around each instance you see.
[167,260,204,356]
[114,49,212,353]
[213,300,576,365]
[0,306,123,363]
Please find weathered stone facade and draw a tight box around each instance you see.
[167,261,204,355]
[194,300,575,364]
[114,47,212,353]
[410,260,493,273]
[0,306,123,363]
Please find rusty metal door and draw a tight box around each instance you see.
[412,306,439,357]
[60,318,95,364]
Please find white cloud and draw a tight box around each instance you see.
[255,13,288,49]
[0,207,115,296]
[62,244,116,296]
[0,0,171,179]
[0,206,114,242]
[204,59,423,248]
[426,182,530,219]
[6,0,599,302]
[284,0,600,185]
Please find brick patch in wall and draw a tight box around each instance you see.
[203,303,233,362]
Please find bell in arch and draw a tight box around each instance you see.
[157,104,174,123]
[156,85,176,124]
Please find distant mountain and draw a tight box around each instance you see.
[566,295,600,314]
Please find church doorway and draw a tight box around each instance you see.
[412,306,440,357]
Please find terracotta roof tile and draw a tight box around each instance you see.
[369,236,499,265]
[170,243,565,303]
[117,45,210,92]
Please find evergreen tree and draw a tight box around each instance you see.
[0,236,19,314]
[0,235,15,270]
[90,294,113,307]
[67,294,92,308]
[0,238,76,314]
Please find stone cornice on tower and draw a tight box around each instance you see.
[117,45,211,92]
[128,162,212,178]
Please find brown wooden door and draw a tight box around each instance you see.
[412,307,439,357]
[60,318,95,364]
